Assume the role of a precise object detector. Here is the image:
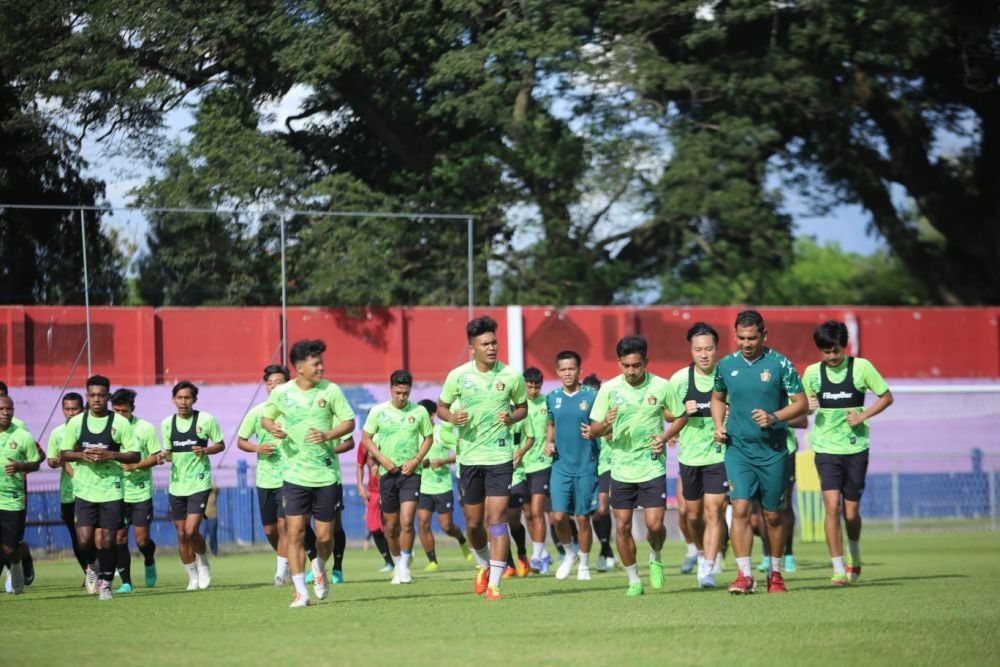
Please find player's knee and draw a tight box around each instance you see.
[551,512,567,524]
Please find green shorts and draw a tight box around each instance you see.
[724,448,787,512]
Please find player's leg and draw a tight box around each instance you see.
[183,495,211,589]
[551,472,579,579]
[115,512,132,592]
[437,501,468,556]
[94,501,123,600]
[483,464,513,599]
[331,508,346,583]
[699,492,726,587]
[380,474,404,582]
[611,481,642,596]
[303,520,318,583]
[281,482,315,607]
[816,453,850,584]
[725,447,761,594]
[397,497,418,583]
[760,458,789,593]
[842,450,869,581]
[307,483,339,598]
[417,498,438,571]
[460,466,493,594]
[641,480,668,590]
[0,511,23,594]
[62,502,89,576]
[258,487,284,585]
[782,452,797,572]
[572,474,598,580]
[526,470,551,572]
[75,499,100,594]
[367,490,394,571]
[676,474,698,573]
[593,471,615,569]
[679,463,706,578]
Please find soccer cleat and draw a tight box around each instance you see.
[474,566,489,595]
[539,552,553,575]
[4,572,10,594]
[555,551,578,580]
[680,554,697,574]
[116,583,133,594]
[712,558,724,575]
[274,575,287,588]
[424,561,440,573]
[605,556,616,571]
[22,552,34,586]
[98,581,113,601]
[529,557,542,574]
[502,565,516,579]
[461,541,473,562]
[304,568,315,585]
[767,571,788,593]
[830,572,850,586]
[288,593,311,608]
[197,561,212,590]
[9,563,24,595]
[846,557,862,582]
[728,573,757,595]
[314,571,330,599]
[398,566,413,584]
[517,555,531,578]
[649,559,665,590]
[331,570,344,584]
[596,555,608,572]
[144,563,158,588]
[378,563,395,573]
[783,555,797,573]
[756,557,770,573]
[186,578,199,591]
[698,571,716,589]
[485,584,503,601]
[577,566,591,581]
[391,570,401,585]
[85,567,99,595]
[625,582,644,597]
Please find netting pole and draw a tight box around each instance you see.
[989,456,997,532]
[467,216,474,321]
[79,208,92,377]
[891,460,900,533]
[279,215,288,364]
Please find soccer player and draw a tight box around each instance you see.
[357,446,395,572]
[262,339,355,608]
[45,392,89,579]
[238,364,292,586]
[111,388,161,592]
[589,336,679,597]
[438,316,527,601]
[505,402,532,578]
[415,399,470,572]
[518,368,553,574]
[545,352,600,582]
[583,373,616,572]
[159,381,224,591]
[0,396,41,594]
[803,320,893,585]
[361,370,433,585]
[711,310,808,595]
[329,434,354,584]
[669,322,729,588]
[59,375,140,600]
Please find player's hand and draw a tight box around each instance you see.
[401,459,418,476]
[605,407,618,426]
[580,423,592,439]
[47,457,62,469]
[384,459,401,475]
[751,409,772,428]
[651,436,666,456]
[451,410,469,426]
[668,436,679,448]
[192,445,206,457]
[265,423,288,439]
[513,451,524,469]
[358,485,368,502]
[156,451,167,465]
[431,458,447,469]
[259,443,276,456]
[496,412,514,426]
[120,463,135,473]
[4,461,19,476]
[845,411,865,427]
[808,396,819,413]
[713,424,727,444]
[305,428,327,444]
[684,399,698,416]
[83,448,114,462]
[543,441,556,457]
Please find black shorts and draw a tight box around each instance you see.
[418,491,455,514]
[0,509,25,549]
[460,462,513,505]
[75,498,125,530]
[678,463,729,501]
[598,471,611,495]
[169,490,211,522]
[815,450,870,502]
[379,473,421,514]
[257,487,284,526]
[282,482,343,522]
[124,498,154,528]
[526,469,551,497]
[609,477,666,511]
[786,452,797,491]
[508,481,528,509]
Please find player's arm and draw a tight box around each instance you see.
[499,401,527,426]
[710,390,728,443]
[787,413,809,429]
[847,389,894,428]
[403,435,433,476]
[356,459,368,501]
[59,425,85,462]
[334,436,355,455]
[123,434,162,472]
[757,392,808,428]
[361,429,398,474]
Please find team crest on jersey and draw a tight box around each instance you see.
[317,399,327,408]
[541,407,548,416]
[495,381,506,392]
[407,415,416,424]
[7,442,15,449]
[462,375,474,389]
[760,370,772,382]
[579,401,588,411]
[554,397,562,408]
[646,396,657,405]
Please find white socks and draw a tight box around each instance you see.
[578,551,591,570]
[276,556,288,578]
[685,542,698,558]
[650,549,662,563]
[625,564,641,585]
[770,557,781,572]
[832,556,846,574]
[736,557,751,576]
[400,551,411,568]
[313,556,327,576]
[184,562,199,581]
[473,546,490,569]
[532,542,546,560]
[848,540,861,562]
[488,560,505,586]
[292,573,308,596]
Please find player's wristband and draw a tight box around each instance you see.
[770,413,782,426]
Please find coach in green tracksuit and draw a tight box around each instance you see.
[711,310,807,595]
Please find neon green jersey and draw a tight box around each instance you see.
[264,379,355,487]
[46,423,76,504]
[669,365,724,467]
[510,419,527,485]
[421,423,457,495]
[161,412,223,497]
[590,373,671,484]
[61,412,139,503]
[522,394,551,474]
[363,400,433,477]
[239,402,286,490]
[0,424,40,511]
[803,357,888,455]
[439,361,527,467]
[123,417,159,502]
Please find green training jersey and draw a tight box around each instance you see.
[239,402,286,490]
[0,424,40,511]
[264,379,355,488]
[123,417,159,503]
[439,361,527,467]
[363,400,433,477]
[597,439,612,475]
[510,419,527,486]
[521,394,551,474]
[714,348,804,463]
[61,412,138,503]
[590,373,671,484]
[421,423,457,495]
[46,423,75,504]
[162,412,222,497]
[803,357,889,455]
[669,365,724,467]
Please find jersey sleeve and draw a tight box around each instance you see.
[857,358,890,396]
[161,418,173,451]
[355,443,368,466]
[60,417,81,453]
[439,369,461,404]
[801,364,820,397]
[663,379,685,419]
[237,408,257,440]
[115,416,140,453]
[46,427,62,460]
[509,376,527,405]
[327,385,355,424]
[362,404,381,435]
[546,394,556,423]
[713,364,728,393]
[590,385,610,423]
[418,410,433,439]
[203,414,224,442]
[263,386,283,420]
[23,431,42,463]
[781,359,805,395]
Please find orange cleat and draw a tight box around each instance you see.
[516,556,531,578]
[485,584,503,601]
[474,566,489,595]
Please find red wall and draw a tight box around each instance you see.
[0,306,997,386]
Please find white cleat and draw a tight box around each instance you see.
[9,563,24,595]
[555,551,579,580]
[98,581,113,601]
[289,593,311,608]
[596,556,608,572]
[186,578,200,591]
[398,566,412,584]
[274,575,287,588]
[698,569,717,589]
[314,571,329,600]
[390,569,402,585]
[713,558,724,575]
[606,556,616,571]
[197,562,212,590]
[577,566,592,581]
[85,567,98,595]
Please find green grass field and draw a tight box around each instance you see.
[10,532,1000,666]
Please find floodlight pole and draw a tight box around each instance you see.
[280,216,288,365]
[467,216,474,321]
[79,208,93,377]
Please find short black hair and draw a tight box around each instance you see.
[616,335,647,359]
[555,350,581,367]
[582,373,601,390]
[110,388,137,408]
[85,375,111,390]
[171,380,199,398]
[62,392,84,406]
[289,339,326,365]
[734,310,765,333]
[813,320,849,349]
[523,367,543,384]
[687,322,719,344]
[418,399,437,416]
[466,316,498,341]
[0,381,7,395]
[390,369,413,386]
[263,364,290,382]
